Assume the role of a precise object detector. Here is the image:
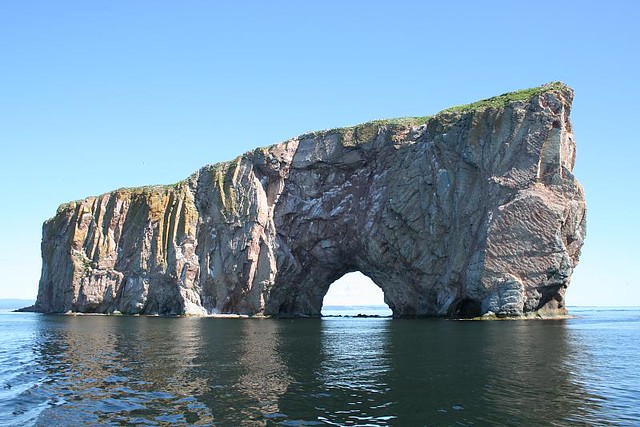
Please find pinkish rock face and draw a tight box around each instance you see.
[35,84,586,318]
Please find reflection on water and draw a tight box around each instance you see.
[276,319,395,426]
[224,320,291,422]
[27,317,217,425]
[478,321,608,425]
[0,310,638,426]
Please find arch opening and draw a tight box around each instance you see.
[321,271,392,317]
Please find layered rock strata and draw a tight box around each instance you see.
[34,83,586,317]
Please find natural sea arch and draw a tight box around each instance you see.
[321,272,392,316]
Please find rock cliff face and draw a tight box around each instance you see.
[35,83,586,317]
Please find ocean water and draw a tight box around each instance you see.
[321,305,392,317]
[0,307,638,426]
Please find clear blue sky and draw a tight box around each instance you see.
[1,1,638,305]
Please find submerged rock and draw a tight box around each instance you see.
[33,83,586,318]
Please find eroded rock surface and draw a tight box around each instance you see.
[34,83,586,317]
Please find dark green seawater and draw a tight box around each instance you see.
[1,307,639,426]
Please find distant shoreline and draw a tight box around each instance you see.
[0,299,35,310]
[2,301,639,318]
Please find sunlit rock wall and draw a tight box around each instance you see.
[35,83,586,318]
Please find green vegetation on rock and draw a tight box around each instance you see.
[210,159,239,217]
[50,82,570,219]
[441,82,568,114]
[301,82,568,142]
[72,251,93,278]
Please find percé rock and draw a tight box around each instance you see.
[34,83,586,318]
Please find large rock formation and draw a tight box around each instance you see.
[33,83,586,318]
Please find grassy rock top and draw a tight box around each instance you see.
[55,82,570,212]
[304,82,569,136]
[441,81,569,114]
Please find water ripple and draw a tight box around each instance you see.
[0,310,638,425]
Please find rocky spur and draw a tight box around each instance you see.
[31,83,586,318]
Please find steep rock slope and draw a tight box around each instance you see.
[34,83,586,317]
